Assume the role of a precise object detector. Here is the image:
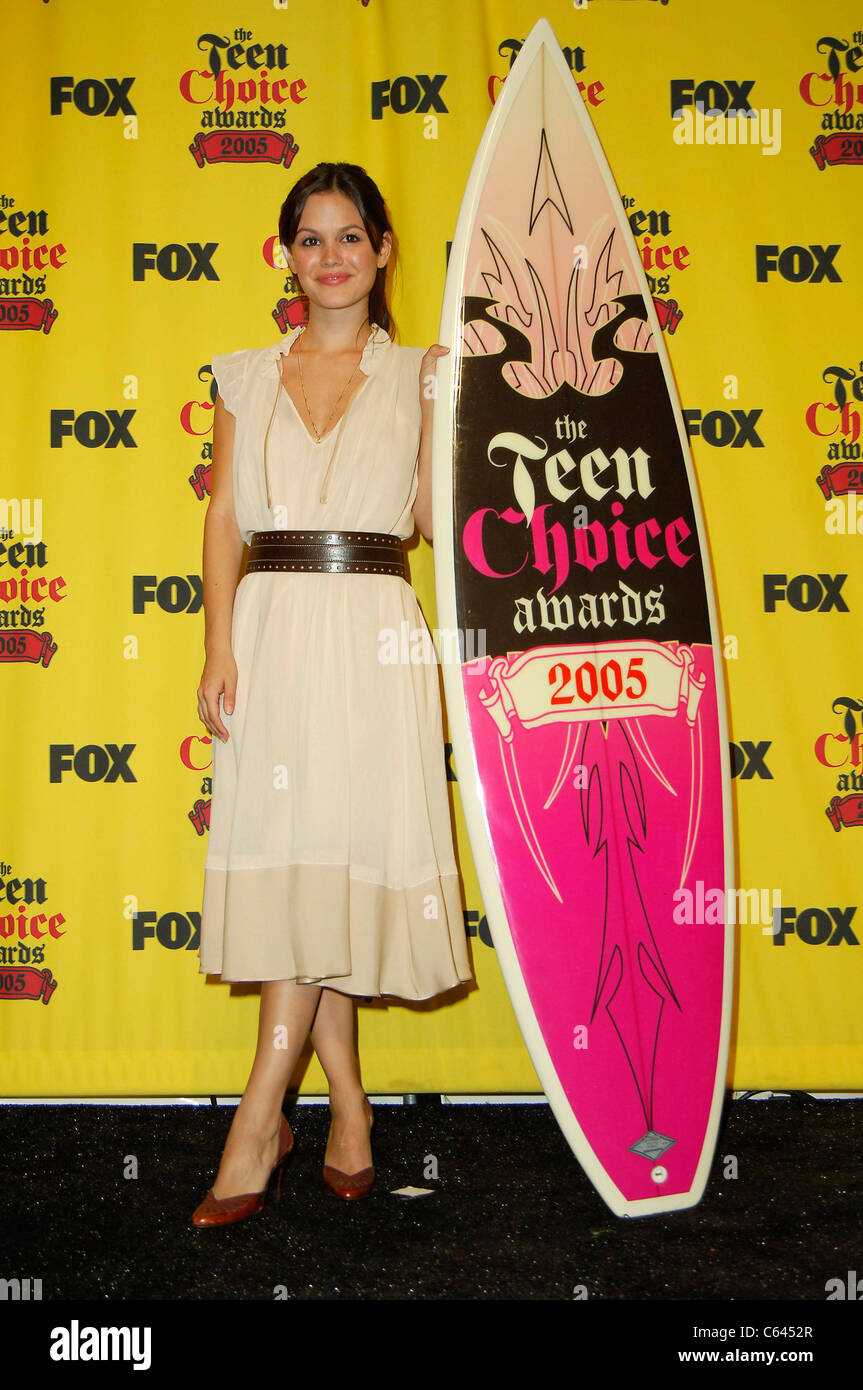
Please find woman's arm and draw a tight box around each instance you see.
[412,344,449,543]
[197,393,245,741]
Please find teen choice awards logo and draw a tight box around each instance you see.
[180,29,304,167]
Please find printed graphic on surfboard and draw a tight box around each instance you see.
[435,20,733,1215]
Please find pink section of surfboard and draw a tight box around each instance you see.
[461,647,725,1203]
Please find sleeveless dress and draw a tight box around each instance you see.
[198,323,474,1000]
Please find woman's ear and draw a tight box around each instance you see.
[377,231,393,269]
[280,242,295,272]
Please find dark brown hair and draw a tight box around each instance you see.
[278,162,397,339]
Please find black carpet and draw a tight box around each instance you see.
[2,1094,861,1360]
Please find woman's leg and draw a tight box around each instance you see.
[211,978,322,1199]
[310,987,373,1173]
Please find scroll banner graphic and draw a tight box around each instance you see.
[475,641,705,736]
[826,796,863,832]
[0,297,57,332]
[817,464,863,498]
[0,968,57,1004]
[809,133,863,170]
[188,130,300,168]
[0,631,57,666]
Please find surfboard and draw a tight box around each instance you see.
[432,17,735,1217]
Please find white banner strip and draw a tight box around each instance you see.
[473,640,705,737]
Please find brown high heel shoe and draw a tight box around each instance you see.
[191,1113,294,1228]
[323,1096,375,1200]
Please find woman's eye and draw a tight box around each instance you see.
[299,235,361,246]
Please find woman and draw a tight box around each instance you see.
[192,162,473,1227]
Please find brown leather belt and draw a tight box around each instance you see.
[246,529,407,577]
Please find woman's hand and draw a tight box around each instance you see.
[419,343,450,413]
[197,648,238,744]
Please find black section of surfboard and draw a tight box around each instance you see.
[453,294,713,660]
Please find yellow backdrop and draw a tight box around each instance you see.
[2,0,861,1095]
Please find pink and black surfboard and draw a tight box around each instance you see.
[432,18,735,1216]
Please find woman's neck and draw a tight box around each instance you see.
[300,306,373,355]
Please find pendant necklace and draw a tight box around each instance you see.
[263,325,374,510]
[294,326,365,443]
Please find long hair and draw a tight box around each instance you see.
[278,163,397,340]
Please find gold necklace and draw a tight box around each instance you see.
[294,327,367,443]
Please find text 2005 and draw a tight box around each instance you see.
[549,656,647,706]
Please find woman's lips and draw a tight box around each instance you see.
[318,274,349,284]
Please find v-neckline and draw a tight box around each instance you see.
[278,347,370,447]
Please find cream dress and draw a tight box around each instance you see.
[199,324,473,999]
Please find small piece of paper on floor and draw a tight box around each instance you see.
[391,1185,436,1198]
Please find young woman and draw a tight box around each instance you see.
[192,162,473,1226]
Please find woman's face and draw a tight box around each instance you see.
[285,189,391,317]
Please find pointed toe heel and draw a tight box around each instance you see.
[322,1096,375,1200]
[322,1163,375,1200]
[191,1114,294,1228]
